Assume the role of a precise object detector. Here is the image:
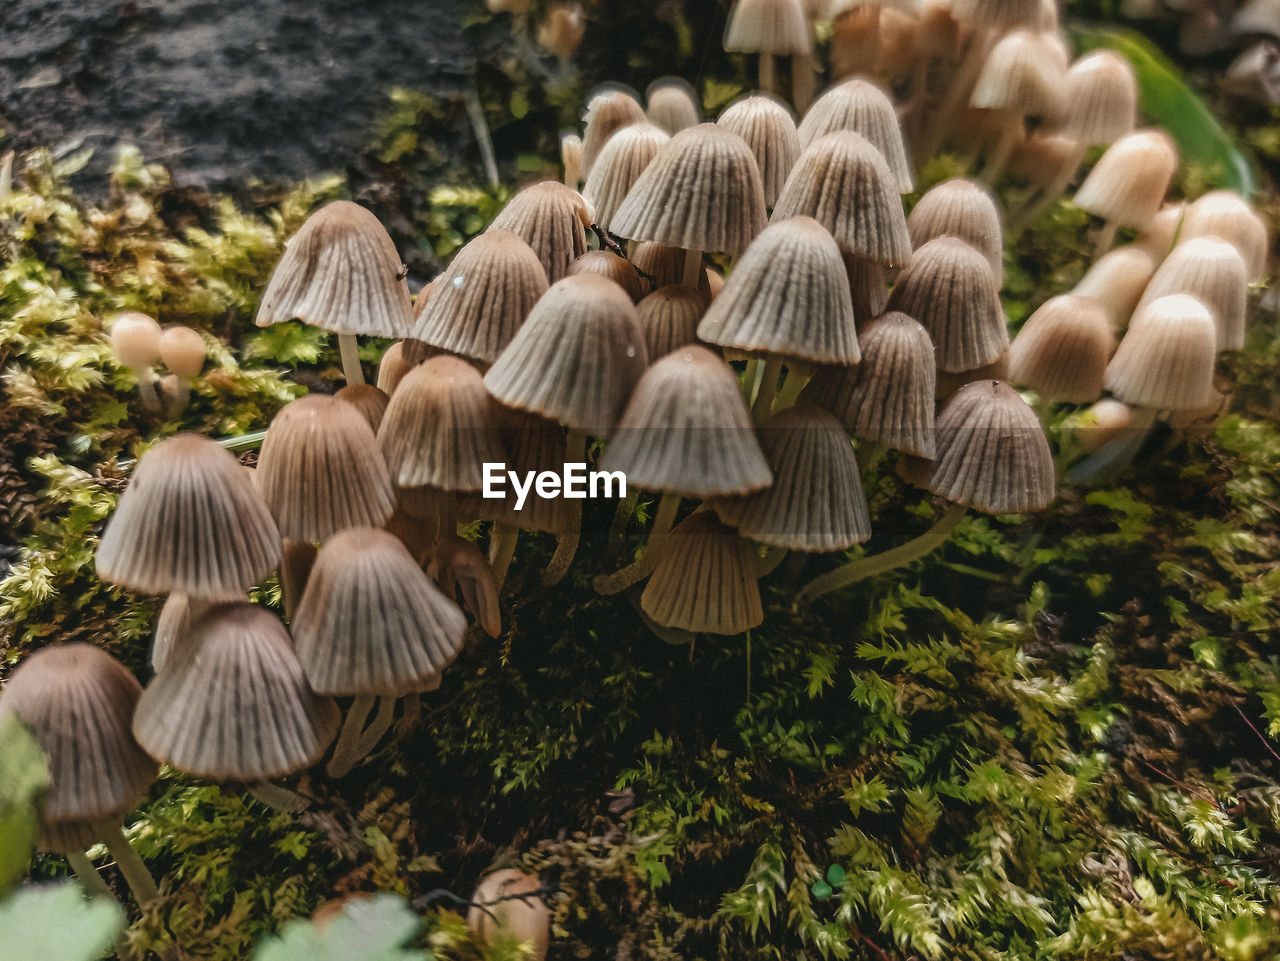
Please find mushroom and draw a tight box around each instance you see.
[717,93,802,208]
[724,0,813,95]
[1179,190,1270,282]
[645,77,702,134]
[157,324,205,416]
[580,86,647,179]
[1073,129,1179,256]
[468,869,550,961]
[1071,245,1157,331]
[634,285,710,359]
[335,383,391,434]
[796,76,914,192]
[566,250,648,302]
[1007,294,1116,405]
[487,181,592,283]
[377,341,415,396]
[906,178,1004,286]
[561,131,583,188]
[582,123,670,234]
[1135,237,1248,350]
[109,311,163,414]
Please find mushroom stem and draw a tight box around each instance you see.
[792,53,816,112]
[1007,144,1086,232]
[795,502,968,607]
[607,488,640,559]
[544,429,587,586]
[328,694,375,778]
[593,492,681,596]
[246,782,312,813]
[980,121,1020,187]
[337,333,365,386]
[681,247,703,289]
[397,692,422,738]
[1094,221,1119,259]
[651,491,682,542]
[465,83,501,189]
[103,824,159,905]
[168,377,192,417]
[771,361,812,415]
[741,357,761,401]
[759,52,776,94]
[756,545,789,577]
[133,366,162,415]
[751,355,784,423]
[1066,405,1158,484]
[924,28,993,157]
[489,521,521,590]
[66,850,115,902]
[355,696,398,759]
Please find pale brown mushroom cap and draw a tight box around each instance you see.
[797,77,914,192]
[1180,190,1270,282]
[566,250,648,302]
[413,230,550,364]
[610,124,768,256]
[1137,237,1248,351]
[158,326,206,378]
[582,123,671,230]
[488,181,592,283]
[724,0,814,54]
[646,77,703,135]
[601,345,772,497]
[292,528,467,696]
[641,510,764,635]
[844,251,889,321]
[950,0,1044,31]
[698,216,860,364]
[717,93,801,207]
[886,236,1008,372]
[713,405,871,551]
[378,355,505,491]
[377,341,415,396]
[924,380,1055,514]
[906,178,1004,287]
[335,383,391,434]
[935,351,1011,401]
[257,394,396,542]
[110,311,163,370]
[1007,294,1115,403]
[256,200,413,338]
[1072,245,1157,333]
[96,433,282,600]
[1074,129,1178,229]
[484,273,648,434]
[468,870,550,961]
[635,285,709,359]
[581,86,648,178]
[561,132,584,186]
[0,644,157,847]
[460,407,570,534]
[427,536,502,638]
[133,603,340,781]
[1062,50,1138,145]
[800,311,937,457]
[631,242,715,298]
[1135,202,1185,261]
[1104,294,1217,410]
[970,30,1066,124]
[772,131,913,267]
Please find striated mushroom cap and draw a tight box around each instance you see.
[1072,245,1157,330]
[256,201,413,338]
[428,536,502,638]
[906,178,1004,286]
[797,77,914,191]
[581,86,648,179]
[635,285,709,359]
[461,407,571,534]
[567,250,648,302]
[336,383,391,434]
[1062,50,1138,146]
[724,0,814,54]
[631,242,715,298]
[1075,129,1178,229]
[1180,190,1270,282]
[1137,237,1248,351]
[970,30,1066,124]
[1007,294,1115,403]
[717,93,801,207]
[1104,294,1217,410]
[488,181,591,283]
[647,77,702,134]
[377,341,415,396]
[583,123,671,230]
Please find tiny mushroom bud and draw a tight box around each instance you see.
[110,311,163,413]
[158,324,205,414]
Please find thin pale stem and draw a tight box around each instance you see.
[465,83,501,189]
[544,430,588,586]
[980,120,1020,187]
[355,696,398,759]
[247,782,311,813]
[795,502,968,607]
[66,850,115,902]
[337,333,364,386]
[792,53,816,112]
[1067,405,1158,484]
[169,378,192,417]
[593,492,681,595]
[752,355,784,424]
[741,357,761,401]
[607,488,640,559]
[103,824,159,904]
[1007,145,1086,233]
[772,361,812,415]
[327,694,375,778]
[134,367,161,415]
[488,521,520,591]
[759,52,775,94]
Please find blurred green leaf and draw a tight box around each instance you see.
[0,715,49,894]
[0,882,124,961]
[253,895,427,961]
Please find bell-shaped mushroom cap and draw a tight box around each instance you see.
[132,603,340,781]
[1104,294,1217,410]
[291,528,467,696]
[461,407,570,534]
[970,30,1066,123]
[632,242,715,298]
[379,356,506,491]
[1007,294,1115,403]
[484,273,648,434]
[582,123,670,230]
[935,351,1011,401]
[256,201,413,338]
[641,510,764,635]
[796,77,914,192]
[610,124,768,256]
[772,131,912,267]
[698,217,859,364]
[950,0,1044,31]
[428,535,502,638]
[800,311,937,457]
[488,181,591,283]
[159,326,206,378]
[714,405,871,551]
[152,592,191,672]
[924,380,1055,513]
[601,345,772,497]
[412,230,550,365]
[97,433,281,600]
[646,77,702,135]
[1074,129,1178,228]
[567,250,648,302]
[336,383,390,434]
[0,644,157,848]
[1180,190,1270,282]
[844,251,889,320]
[906,178,1004,287]
[1135,202,1185,261]
[1072,244,1157,331]
[561,131,583,187]
[1062,50,1138,145]
[110,312,163,369]
[635,285,709,359]
[257,394,396,542]
[724,0,814,54]
[886,236,1008,372]
[717,93,801,207]
[581,86,648,179]
[1137,237,1248,350]
[377,341,415,396]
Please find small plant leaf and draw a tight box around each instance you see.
[811,880,833,901]
[0,882,124,961]
[253,894,427,961]
[0,715,50,894]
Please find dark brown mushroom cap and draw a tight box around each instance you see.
[1075,129,1178,229]
[906,178,1004,287]
[796,77,914,192]
[488,181,591,283]
[1007,294,1115,403]
[610,124,768,256]
[256,200,414,338]
[0,644,157,845]
[923,380,1055,514]
[886,236,1008,372]
[713,405,871,552]
[412,230,550,365]
[717,93,801,207]
[336,383,391,434]
[567,250,648,302]
[378,355,506,492]
[631,242,714,298]
[800,311,937,457]
[483,273,649,434]
[698,216,860,364]
[640,510,764,635]
[257,394,397,542]
[1104,294,1217,410]
[459,407,571,534]
[581,86,648,178]
[96,432,282,601]
[601,345,773,497]
[132,603,340,781]
[724,0,814,54]
[635,285,709,359]
[647,77,703,134]
[291,528,467,696]
[772,131,912,267]
[1137,237,1248,351]
[427,535,502,638]
[582,123,671,231]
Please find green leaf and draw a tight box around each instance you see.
[0,882,124,961]
[0,715,50,893]
[811,880,833,901]
[1073,27,1257,196]
[826,864,846,887]
[254,894,427,961]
